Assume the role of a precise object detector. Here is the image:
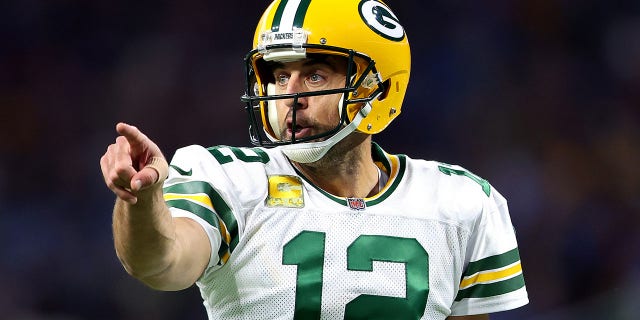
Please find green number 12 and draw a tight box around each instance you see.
[438,164,492,197]
[283,231,429,319]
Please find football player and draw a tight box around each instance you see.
[100,0,529,319]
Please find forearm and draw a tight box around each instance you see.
[112,189,177,282]
[102,123,209,290]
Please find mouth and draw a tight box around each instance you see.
[287,124,311,138]
[286,119,313,139]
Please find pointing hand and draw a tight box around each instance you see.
[100,123,168,204]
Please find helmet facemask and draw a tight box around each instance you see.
[242,44,386,163]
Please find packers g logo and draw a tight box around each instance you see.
[358,0,405,41]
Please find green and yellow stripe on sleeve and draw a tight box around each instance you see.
[163,181,239,266]
[455,248,525,301]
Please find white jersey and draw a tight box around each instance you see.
[164,143,528,319]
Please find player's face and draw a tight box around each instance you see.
[271,56,347,141]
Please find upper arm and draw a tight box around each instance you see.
[143,217,212,291]
[447,315,489,320]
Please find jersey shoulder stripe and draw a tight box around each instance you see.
[455,248,525,301]
[164,180,239,265]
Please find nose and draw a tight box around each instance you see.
[283,73,308,110]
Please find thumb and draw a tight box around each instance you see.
[131,157,169,192]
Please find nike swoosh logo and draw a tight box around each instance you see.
[170,165,192,176]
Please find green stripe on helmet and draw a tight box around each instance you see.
[293,0,312,28]
[271,0,289,32]
[271,0,313,32]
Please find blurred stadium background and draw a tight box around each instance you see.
[1,0,639,319]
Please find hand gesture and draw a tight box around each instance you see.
[100,123,168,204]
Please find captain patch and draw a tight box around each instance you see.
[266,175,304,208]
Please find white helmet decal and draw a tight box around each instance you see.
[358,0,405,41]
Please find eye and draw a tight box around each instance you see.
[276,74,289,86]
[308,73,323,83]
[305,73,326,88]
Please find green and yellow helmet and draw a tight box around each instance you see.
[241,0,411,162]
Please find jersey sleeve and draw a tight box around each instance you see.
[163,145,266,273]
[449,188,529,315]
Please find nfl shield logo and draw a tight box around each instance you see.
[346,198,366,211]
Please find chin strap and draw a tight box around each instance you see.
[280,102,372,163]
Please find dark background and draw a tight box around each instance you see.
[1,0,639,319]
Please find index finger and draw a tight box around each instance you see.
[115,122,149,149]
